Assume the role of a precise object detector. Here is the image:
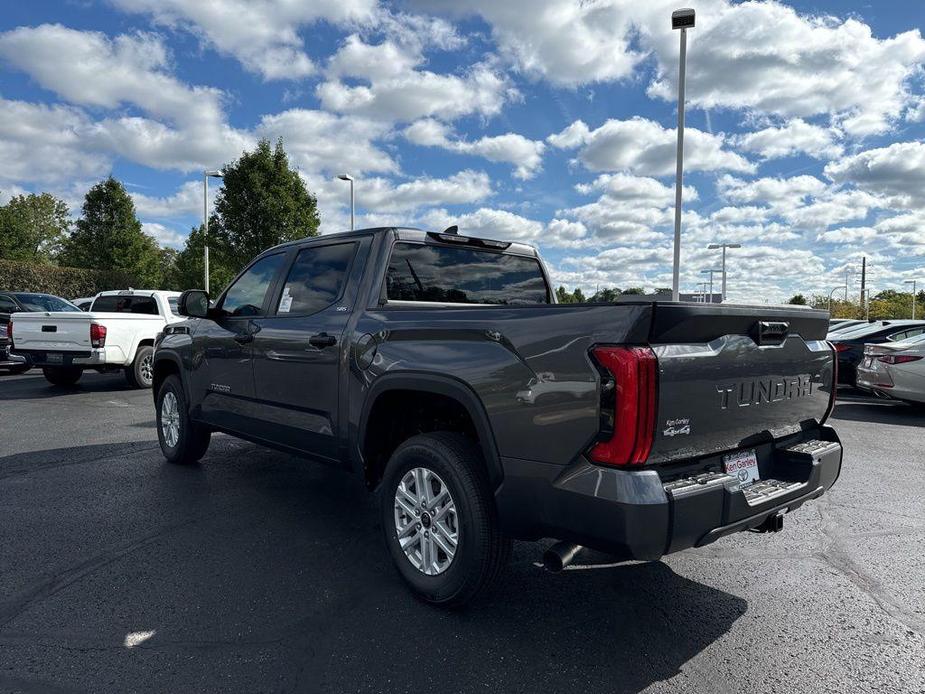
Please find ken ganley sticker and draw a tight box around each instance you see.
[663,418,691,437]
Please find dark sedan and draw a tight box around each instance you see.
[0,292,82,372]
[831,320,925,385]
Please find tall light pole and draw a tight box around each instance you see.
[203,169,223,293]
[708,242,741,302]
[862,288,871,321]
[828,285,847,314]
[701,268,721,303]
[905,279,918,319]
[670,8,695,302]
[337,174,355,230]
[697,282,708,302]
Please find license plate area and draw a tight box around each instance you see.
[723,448,760,487]
[46,353,63,364]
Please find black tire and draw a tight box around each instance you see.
[380,432,511,607]
[125,344,154,389]
[9,364,31,375]
[42,366,82,386]
[156,374,211,465]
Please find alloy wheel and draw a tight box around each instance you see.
[393,467,459,575]
[160,391,180,448]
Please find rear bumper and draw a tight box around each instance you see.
[12,348,107,367]
[0,344,30,368]
[496,426,842,560]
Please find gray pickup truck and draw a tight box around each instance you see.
[153,227,842,605]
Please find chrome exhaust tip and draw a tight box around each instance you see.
[543,541,583,572]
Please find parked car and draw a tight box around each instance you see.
[1,292,82,373]
[9,289,182,388]
[152,226,842,606]
[856,332,925,404]
[827,319,864,335]
[72,297,95,311]
[830,320,925,385]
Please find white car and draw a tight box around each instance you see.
[9,289,182,388]
[856,332,925,404]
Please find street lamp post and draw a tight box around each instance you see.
[203,169,223,294]
[708,242,742,302]
[905,279,918,319]
[670,8,695,302]
[697,282,708,302]
[337,174,355,230]
[828,285,847,314]
[701,268,721,303]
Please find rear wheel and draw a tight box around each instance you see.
[42,366,82,386]
[156,374,211,465]
[380,432,511,607]
[125,345,154,389]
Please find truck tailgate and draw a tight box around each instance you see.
[11,312,93,352]
[643,303,835,465]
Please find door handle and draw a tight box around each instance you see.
[308,332,337,348]
[233,332,254,344]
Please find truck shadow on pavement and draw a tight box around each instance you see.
[831,401,925,427]
[0,440,746,694]
[0,372,136,400]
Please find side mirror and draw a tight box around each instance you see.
[178,289,210,318]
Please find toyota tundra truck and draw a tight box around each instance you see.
[152,227,842,606]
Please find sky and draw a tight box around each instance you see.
[2,0,925,303]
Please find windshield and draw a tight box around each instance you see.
[13,294,80,312]
[386,243,550,305]
[829,322,885,339]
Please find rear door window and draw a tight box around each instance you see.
[386,243,549,305]
[276,243,356,316]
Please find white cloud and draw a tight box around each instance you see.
[256,109,396,176]
[142,222,186,248]
[420,207,544,242]
[317,63,516,123]
[132,181,205,218]
[0,98,108,184]
[404,119,545,178]
[717,174,827,209]
[643,0,925,136]
[816,226,878,244]
[355,170,493,212]
[824,141,925,207]
[0,25,223,127]
[548,118,754,175]
[0,25,251,172]
[732,119,843,160]
[411,0,643,86]
[109,0,377,80]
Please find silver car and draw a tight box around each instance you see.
[856,333,925,404]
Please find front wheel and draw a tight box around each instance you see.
[42,366,82,386]
[380,432,511,607]
[156,374,211,465]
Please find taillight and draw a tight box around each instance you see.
[821,342,838,425]
[833,343,850,352]
[588,346,657,466]
[90,322,107,348]
[878,354,923,364]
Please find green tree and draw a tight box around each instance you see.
[0,192,71,262]
[209,138,320,281]
[621,287,645,295]
[166,224,238,292]
[61,177,162,286]
[788,294,808,305]
[589,287,621,302]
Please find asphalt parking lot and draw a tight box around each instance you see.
[0,371,923,694]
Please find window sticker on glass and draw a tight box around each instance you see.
[279,287,293,313]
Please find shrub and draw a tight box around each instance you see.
[0,259,138,299]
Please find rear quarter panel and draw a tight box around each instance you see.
[350,304,651,465]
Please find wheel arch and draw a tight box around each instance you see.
[358,373,503,491]
[152,352,185,403]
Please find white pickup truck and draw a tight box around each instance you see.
[9,289,182,388]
